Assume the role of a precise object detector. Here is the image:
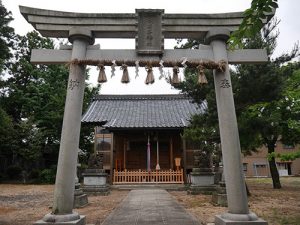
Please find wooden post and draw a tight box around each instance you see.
[182,137,187,183]
[94,127,97,153]
[156,135,160,170]
[123,138,126,170]
[110,132,114,184]
[170,137,173,170]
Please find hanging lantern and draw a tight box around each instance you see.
[197,65,208,85]
[145,64,155,85]
[97,64,107,83]
[121,64,130,83]
[171,66,180,86]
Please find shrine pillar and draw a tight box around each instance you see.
[206,28,267,224]
[35,28,94,224]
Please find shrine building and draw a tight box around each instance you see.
[82,94,205,184]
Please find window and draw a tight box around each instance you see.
[283,144,294,149]
[277,162,288,170]
[253,163,268,177]
[243,163,248,171]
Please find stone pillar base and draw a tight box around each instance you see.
[215,213,268,225]
[33,213,86,225]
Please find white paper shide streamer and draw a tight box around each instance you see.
[135,60,139,78]
[111,60,116,77]
[159,60,164,79]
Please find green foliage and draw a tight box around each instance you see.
[268,150,300,161]
[0,108,16,152]
[0,3,100,180]
[232,21,299,188]
[238,66,300,154]
[28,169,40,180]
[228,0,278,49]
[176,18,299,188]
[39,166,56,184]
[6,165,22,179]
[0,2,15,73]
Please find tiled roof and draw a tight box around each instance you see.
[81,94,205,129]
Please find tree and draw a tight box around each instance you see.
[176,19,299,189]
[229,0,278,48]
[0,29,99,176]
[0,1,15,73]
[232,20,299,189]
[174,46,223,172]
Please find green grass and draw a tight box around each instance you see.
[246,176,300,187]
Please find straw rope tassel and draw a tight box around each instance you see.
[197,65,208,85]
[171,66,180,85]
[121,64,130,83]
[145,65,155,85]
[97,64,107,83]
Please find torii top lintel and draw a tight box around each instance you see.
[20,6,273,64]
[19,6,273,40]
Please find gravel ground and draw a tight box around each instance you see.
[0,185,128,225]
[170,177,300,225]
[0,177,299,225]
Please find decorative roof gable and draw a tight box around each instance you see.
[82,94,205,129]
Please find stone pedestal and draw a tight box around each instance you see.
[214,169,222,184]
[188,168,216,195]
[82,169,109,195]
[212,181,227,207]
[73,164,88,208]
[74,182,88,208]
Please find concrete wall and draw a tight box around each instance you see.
[242,142,300,177]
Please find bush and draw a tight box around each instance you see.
[39,167,56,184]
[6,165,22,179]
[28,169,40,180]
[0,172,7,182]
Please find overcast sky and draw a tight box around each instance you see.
[2,0,300,94]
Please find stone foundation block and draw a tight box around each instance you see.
[33,215,86,225]
[188,185,216,195]
[215,214,268,225]
[82,169,110,195]
[212,193,227,207]
[83,185,110,196]
[74,193,88,208]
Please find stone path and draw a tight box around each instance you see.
[101,189,200,225]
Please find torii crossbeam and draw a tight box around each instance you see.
[20,6,273,225]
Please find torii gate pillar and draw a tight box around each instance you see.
[206,29,267,224]
[34,28,94,225]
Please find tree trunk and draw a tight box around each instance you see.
[245,182,251,196]
[267,143,282,189]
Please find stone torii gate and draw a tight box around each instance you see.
[20,6,273,225]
